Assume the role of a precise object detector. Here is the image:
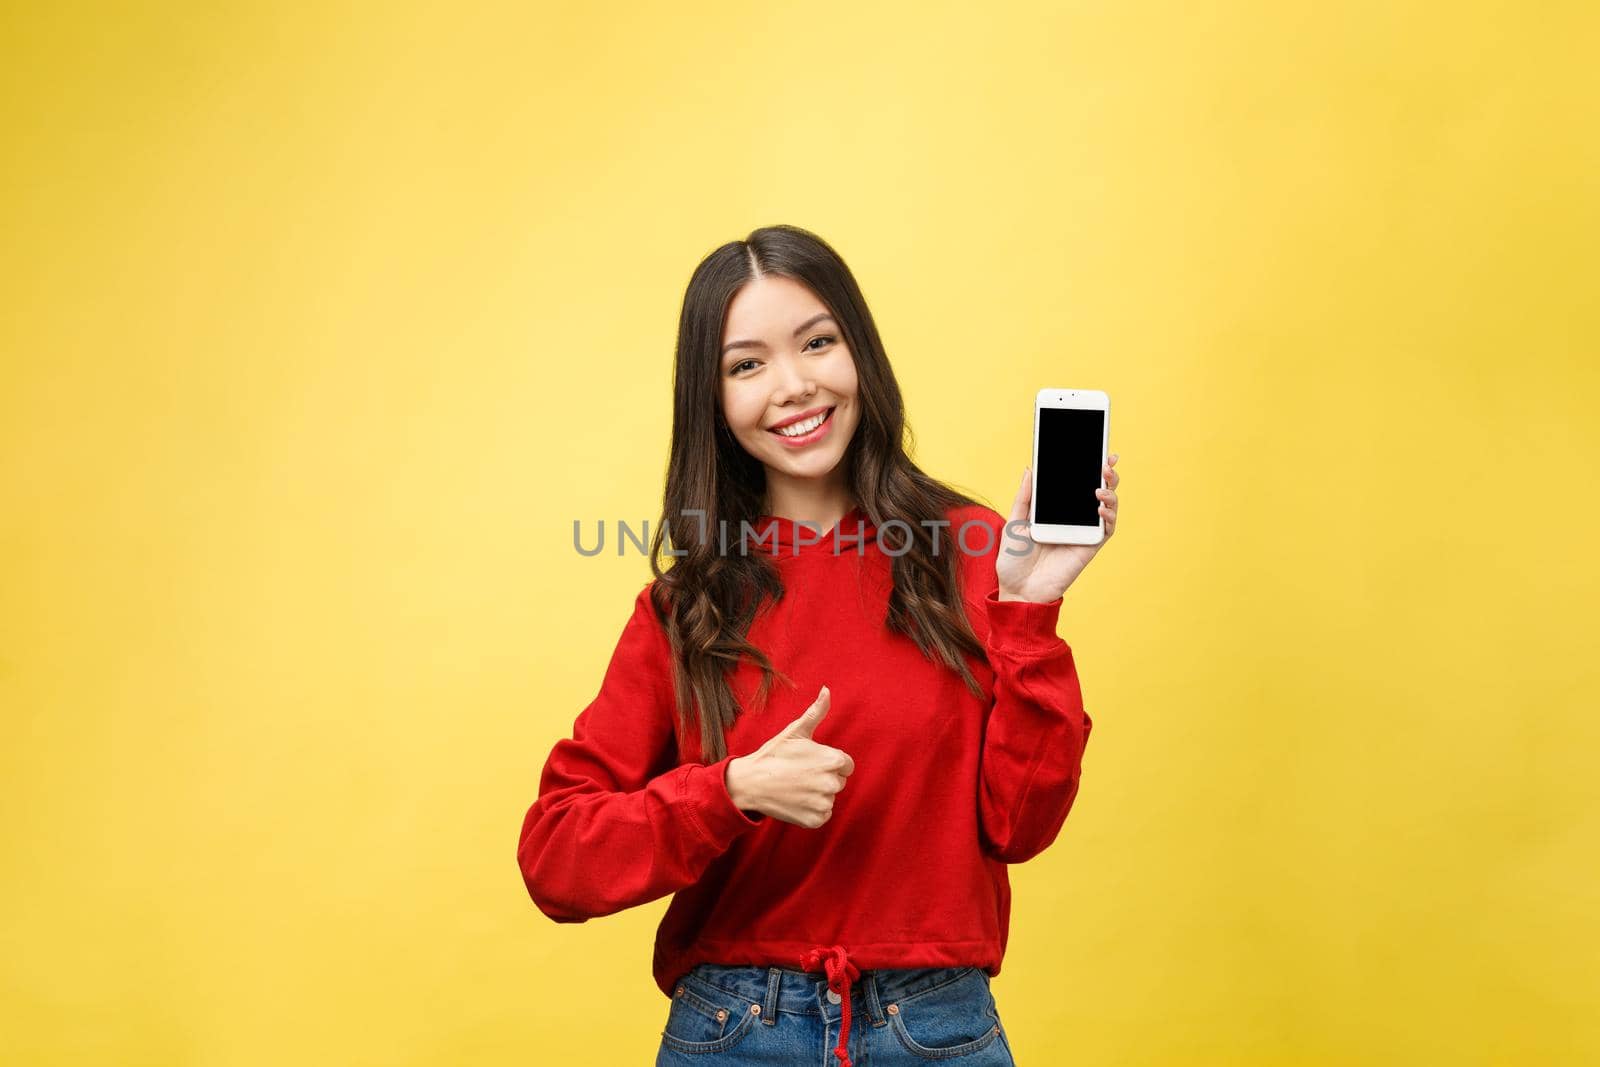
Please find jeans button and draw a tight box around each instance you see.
[826,989,842,1004]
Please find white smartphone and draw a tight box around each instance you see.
[1030,388,1110,545]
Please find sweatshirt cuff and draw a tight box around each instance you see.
[984,588,1065,653]
[680,754,765,846]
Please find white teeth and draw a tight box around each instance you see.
[774,410,829,437]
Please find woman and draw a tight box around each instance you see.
[517,224,1121,1065]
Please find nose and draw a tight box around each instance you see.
[770,353,817,407]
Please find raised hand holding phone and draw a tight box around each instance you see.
[997,453,1120,603]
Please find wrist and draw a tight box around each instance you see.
[724,756,757,813]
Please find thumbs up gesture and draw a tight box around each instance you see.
[724,686,855,828]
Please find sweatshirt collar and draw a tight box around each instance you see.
[750,505,877,555]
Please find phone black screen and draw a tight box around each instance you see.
[1036,406,1105,526]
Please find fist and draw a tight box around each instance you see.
[725,686,855,828]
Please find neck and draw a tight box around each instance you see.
[761,470,854,528]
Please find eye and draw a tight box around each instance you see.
[729,358,758,375]
[805,335,835,352]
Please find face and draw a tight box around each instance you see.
[718,275,860,495]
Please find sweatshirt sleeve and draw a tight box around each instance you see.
[976,589,1095,864]
[517,583,764,922]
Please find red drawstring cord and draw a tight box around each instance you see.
[801,945,861,1067]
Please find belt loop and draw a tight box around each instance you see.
[763,967,780,1026]
[863,970,888,1027]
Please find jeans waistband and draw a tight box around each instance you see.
[679,963,981,1028]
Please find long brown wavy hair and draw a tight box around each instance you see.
[646,224,988,762]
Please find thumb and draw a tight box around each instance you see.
[1010,466,1032,525]
[783,685,830,741]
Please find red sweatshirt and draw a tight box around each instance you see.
[517,502,1093,1008]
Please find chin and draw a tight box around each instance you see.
[778,456,844,477]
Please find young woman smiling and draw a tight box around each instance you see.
[519,224,1121,1066]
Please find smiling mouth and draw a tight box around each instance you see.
[768,407,835,438]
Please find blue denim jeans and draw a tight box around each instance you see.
[656,963,1016,1065]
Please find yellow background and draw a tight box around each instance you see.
[3,2,1596,1063]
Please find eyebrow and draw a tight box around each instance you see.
[721,312,837,358]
